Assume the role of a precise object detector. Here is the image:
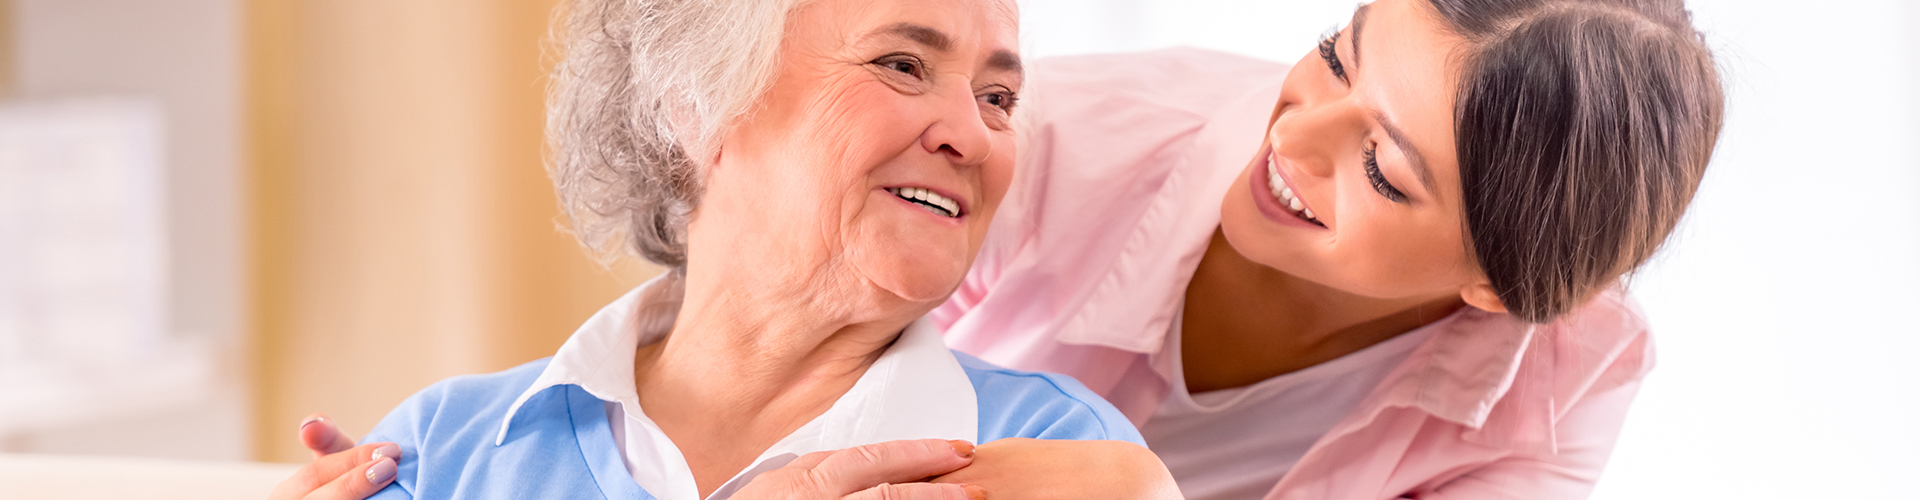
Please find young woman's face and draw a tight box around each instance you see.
[1218,0,1483,301]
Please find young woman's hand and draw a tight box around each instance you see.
[267,414,391,500]
[732,439,988,500]
[930,438,1182,500]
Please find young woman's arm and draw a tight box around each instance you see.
[1417,379,1643,499]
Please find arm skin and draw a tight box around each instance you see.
[930,438,1183,500]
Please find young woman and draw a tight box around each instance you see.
[285,0,1722,498]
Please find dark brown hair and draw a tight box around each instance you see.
[1432,0,1725,322]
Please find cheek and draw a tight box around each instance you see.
[795,81,921,181]
[1330,192,1472,296]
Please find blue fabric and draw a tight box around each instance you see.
[364,352,1143,500]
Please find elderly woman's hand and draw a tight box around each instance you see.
[930,438,1182,500]
[267,414,392,500]
[733,439,988,500]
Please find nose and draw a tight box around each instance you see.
[919,83,993,168]
[1271,96,1367,179]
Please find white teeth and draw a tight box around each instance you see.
[888,187,960,218]
[1265,153,1321,224]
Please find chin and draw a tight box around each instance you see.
[844,233,972,306]
[857,250,968,304]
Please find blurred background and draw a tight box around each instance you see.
[0,0,1912,499]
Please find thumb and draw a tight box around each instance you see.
[300,414,360,458]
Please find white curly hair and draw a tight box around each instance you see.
[548,0,809,270]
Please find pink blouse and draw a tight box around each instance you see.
[930,48,1653,500]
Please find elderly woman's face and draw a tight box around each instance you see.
[693,0,1021,309]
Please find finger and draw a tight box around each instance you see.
[303,456,397,500]
[787,450,837,471]
[809,439,975,496]
[300,414,359,458]
[844,482,985,500]
[285,442,399,494]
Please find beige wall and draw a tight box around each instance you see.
[246,0,659,462]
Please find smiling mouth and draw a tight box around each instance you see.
[886,187,962,218]
[1265,151,1325,227]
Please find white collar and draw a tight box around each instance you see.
[497,274,978,500]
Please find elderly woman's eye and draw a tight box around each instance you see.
[978,87,1019,112]
[874,54,924,78]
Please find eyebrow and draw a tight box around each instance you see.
[1374,111,1437,192]
[1350,4,1370,68]
[883,23,953,51]
[987,50,1023,73]
[879,22,1023,74]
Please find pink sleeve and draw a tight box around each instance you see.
[1417,359,1648,499]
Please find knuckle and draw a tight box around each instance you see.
[871,483,900,500]
[849,443,893,465]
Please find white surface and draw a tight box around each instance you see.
[1020,0,1920,498]
[0,453,298,500]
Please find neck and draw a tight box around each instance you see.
[1179,228,1463,393]
[633,272,914,497]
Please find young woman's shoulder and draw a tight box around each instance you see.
[951,350,1145,446]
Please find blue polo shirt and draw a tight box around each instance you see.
[364,353,1141,500]
[361,280,1142,500]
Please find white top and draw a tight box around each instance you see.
[1139,309,1435,500]
[498,276,979,500]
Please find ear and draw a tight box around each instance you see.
[1459,282,1508,315]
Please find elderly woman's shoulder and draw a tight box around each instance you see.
[404,358,554,410]
[952,351,1146,446]
[360,358,555,446]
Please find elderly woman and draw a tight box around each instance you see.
[268,0,1164,498]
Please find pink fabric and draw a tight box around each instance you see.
[931,48,1654,500]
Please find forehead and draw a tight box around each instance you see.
[805,0,1020,52]
[1354,0,1465,176]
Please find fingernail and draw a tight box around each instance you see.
[947,440,974,458]
[299,415,328,431]
[962,483,988,500]
[366,457,397,484]
[371,443,401,463]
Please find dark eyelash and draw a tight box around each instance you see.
[874,53,926,79]
[1363,144,1406,203]
[976,84,1019,112]
[1318,31,1349,83]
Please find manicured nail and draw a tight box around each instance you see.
[366,457,397,484]
[299,415,327,431]
[947,440,974,458]
[962,484,987,500]
[371,444,400,463]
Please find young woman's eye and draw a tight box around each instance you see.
[1318,31,1349,84]
[1363,144,1406,203]
[977,86,1019,112]
[874,54,925,79]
